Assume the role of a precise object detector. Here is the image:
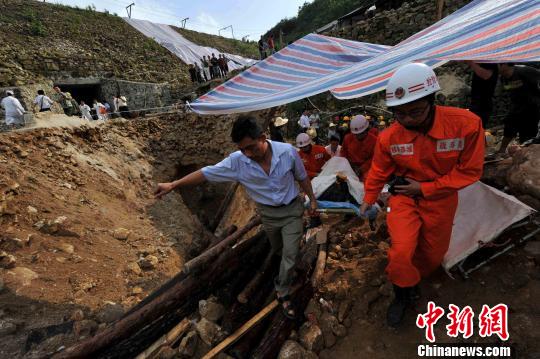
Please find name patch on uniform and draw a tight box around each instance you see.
[390,144,414,156]
[436,138,464,152]
[314,153,325,160]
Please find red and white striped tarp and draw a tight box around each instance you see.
[190,0,539,114]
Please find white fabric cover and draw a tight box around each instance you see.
[124,18,257,70]
[311,157,365,205]
[443,182,535,269]
[311,159,535,270]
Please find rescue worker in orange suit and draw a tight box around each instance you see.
[340,115,378,181]
[296,133,330,179]
[360,63,484,327]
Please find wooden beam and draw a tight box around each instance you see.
[135,318,190,359]
[201,300,279,359]
[183,215,261,274]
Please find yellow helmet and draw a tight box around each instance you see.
[341,123,349,128]
[379,115,384,121]
[379,121,386,126]
[343,116,350,121]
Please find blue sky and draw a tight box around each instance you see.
[51,0,309,40]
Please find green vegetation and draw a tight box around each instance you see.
[265,0,363,43]
[23,9,47,37]
[173,27,258,59]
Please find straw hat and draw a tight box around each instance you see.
[274,116,289,127]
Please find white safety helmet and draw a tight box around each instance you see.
[385,63,440,107]
[5,90,14,96]
[296,133,311,148]
[350,115,369,134]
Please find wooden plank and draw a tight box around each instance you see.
[201,300,279,359]
[135,318,190,359]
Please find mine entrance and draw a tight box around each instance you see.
[54,82,102,107]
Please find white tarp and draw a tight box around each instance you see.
[311,158,535,270]
[311,157,365,205]
[443,182,535,269]
[124,18,257,71]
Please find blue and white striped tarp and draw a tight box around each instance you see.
[190,0,539,115]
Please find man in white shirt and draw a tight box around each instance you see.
[79,101,93,121]
[298,110,311,133]
[1,90,25,130]
[325,135,342,157]
[33,90,54,112]
[309,109,320,129]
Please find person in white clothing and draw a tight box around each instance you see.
[298,110,311,133]
[1,90,25,130]
[33,90,54,113]
[309,109,320,129]
[325,135,342,157]
[79,101,93,121]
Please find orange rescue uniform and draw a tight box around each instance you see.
[340,128,378,180]
[363,106,484,287]
[298,144,331,179]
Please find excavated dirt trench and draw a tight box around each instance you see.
[0,113,254,358]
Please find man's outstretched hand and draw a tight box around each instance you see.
[154,182,175,199]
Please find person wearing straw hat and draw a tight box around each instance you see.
[327,122,340,142]
[270,116,288,143]
[340,115,378,181]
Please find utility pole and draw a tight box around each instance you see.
[126,2,135,19]
[180,17,189,28]
[219,25,234,39]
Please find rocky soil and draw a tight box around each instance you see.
[0,113,244,358]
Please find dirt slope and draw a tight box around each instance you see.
[0,114,241,357]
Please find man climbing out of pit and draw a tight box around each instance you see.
[340,115,378,181]
[296,132,330,179]
[360,63,485,327]
[154,115,318,319]
[497,63,540,153]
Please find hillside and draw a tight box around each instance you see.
[264,0,376,44]
[0,0,257,94]
[173,27,258,59]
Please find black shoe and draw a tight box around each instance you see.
[387,285,413,327]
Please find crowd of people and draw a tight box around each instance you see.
[0,86,132,131]
[188,53,230,84]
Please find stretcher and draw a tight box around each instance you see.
[305,157,538,276]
